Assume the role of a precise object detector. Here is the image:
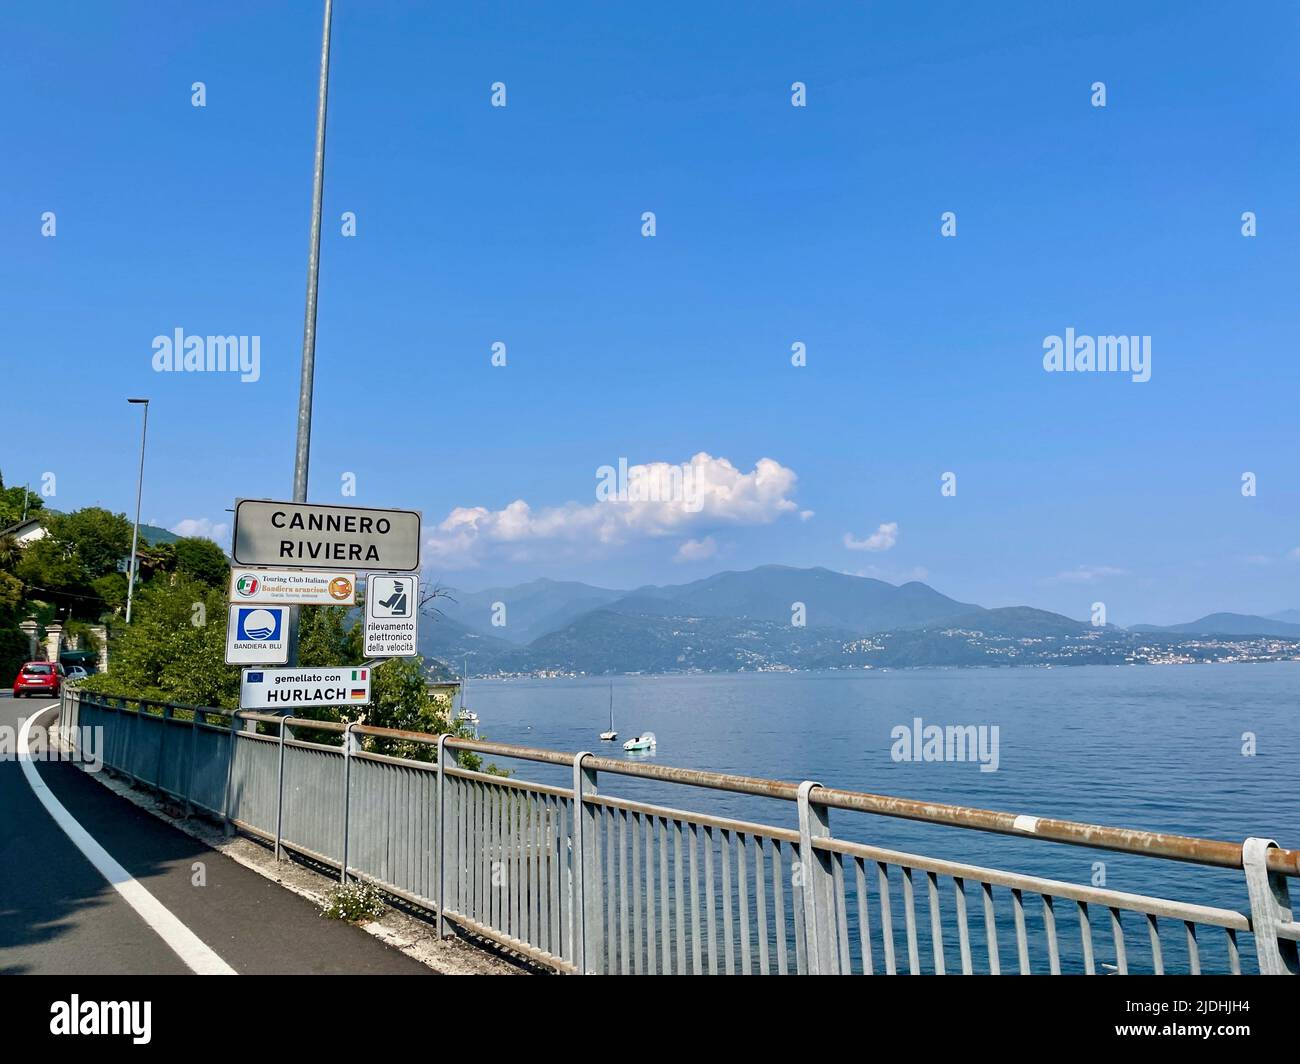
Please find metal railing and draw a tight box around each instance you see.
[60,689,1300,975]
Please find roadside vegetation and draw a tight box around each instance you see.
[0,467,494,771]
[320,881,386,923]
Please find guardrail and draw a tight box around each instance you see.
[60,688,1299,975]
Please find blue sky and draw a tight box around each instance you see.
[2,1,1298,625]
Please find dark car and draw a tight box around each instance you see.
[12,661,64,698]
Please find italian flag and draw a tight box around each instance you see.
[352,669,367,681]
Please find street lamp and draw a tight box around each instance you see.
[288,0,333,668]
[125,398,150,624]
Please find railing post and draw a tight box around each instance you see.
[341,721,358,884]
[572,751,599,974]
[221,710,240,837]
[797,780,840,974]
[56,688,69,756]
[274,714,289,860]
[156,701,168,791]
[1243,837,1299,975]
[185,707,200,818]
[435,733,450,938]
[127,696,139,785]
[60,687,79,755]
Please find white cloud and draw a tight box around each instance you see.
[172,517,230,544]
[674,536,718,563]
[843,522,898,552]
[1287,548,1300,562]
[1045,565,1127,585]
[799,509,815,522]
[425,453,799,569]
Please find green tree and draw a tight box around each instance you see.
[0,570,22,615]
[81,573,235,707]
[91,572,128,614]
[17,507,133,619]
[0,626,29,681]
[0,532,22,572]
[173,537,229,587]
[82,576,488,769]
[134,541,176,583]
[0,473,43,528]
[297,604,357,666]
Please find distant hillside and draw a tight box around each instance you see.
[524,608,862,673]
[416,567,1096,674]
[1131,613,1300,638]
[416,613,532,674]
[604,565,979,632]
[141,523,179,546]
[940,606,1092,637]
[416,565,1299,676]
[437,578,625,644]
[1267,609,1300,626]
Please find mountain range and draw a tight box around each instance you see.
[417,565,1300,675]
[1130,613,1300,637]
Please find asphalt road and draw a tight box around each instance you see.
[0,698,429,975]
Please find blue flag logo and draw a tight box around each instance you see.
[237,608,282,641]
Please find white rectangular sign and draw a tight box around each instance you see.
[232,499,421,572]
[229,568,357,606]
[239,666,372,709]
[364,574,419,658]
[225,605,290,664]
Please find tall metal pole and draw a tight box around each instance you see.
[288,0,333,665]
[125,398,150,624]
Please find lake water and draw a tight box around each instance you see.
[467,663,1300,972]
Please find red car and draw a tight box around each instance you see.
[12,661,64,698]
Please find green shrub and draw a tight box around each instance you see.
[0,626,30,682]
[320,880,386,922]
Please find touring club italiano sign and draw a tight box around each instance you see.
[231,500,421,572]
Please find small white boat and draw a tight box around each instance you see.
[456,658,480,729]
[599,681,617,741]
[622,731,656,752]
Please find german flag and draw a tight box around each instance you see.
[350,688,367,699]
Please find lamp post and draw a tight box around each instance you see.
[287,0,333,667]
[125,398,150,624]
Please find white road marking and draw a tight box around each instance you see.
[17,704,237,975]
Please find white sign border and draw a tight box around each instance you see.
[228,567,358,606]
[224,604,290,665]
[230,498,423,573]
[363,573,420,658]
[238,665,373,710]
